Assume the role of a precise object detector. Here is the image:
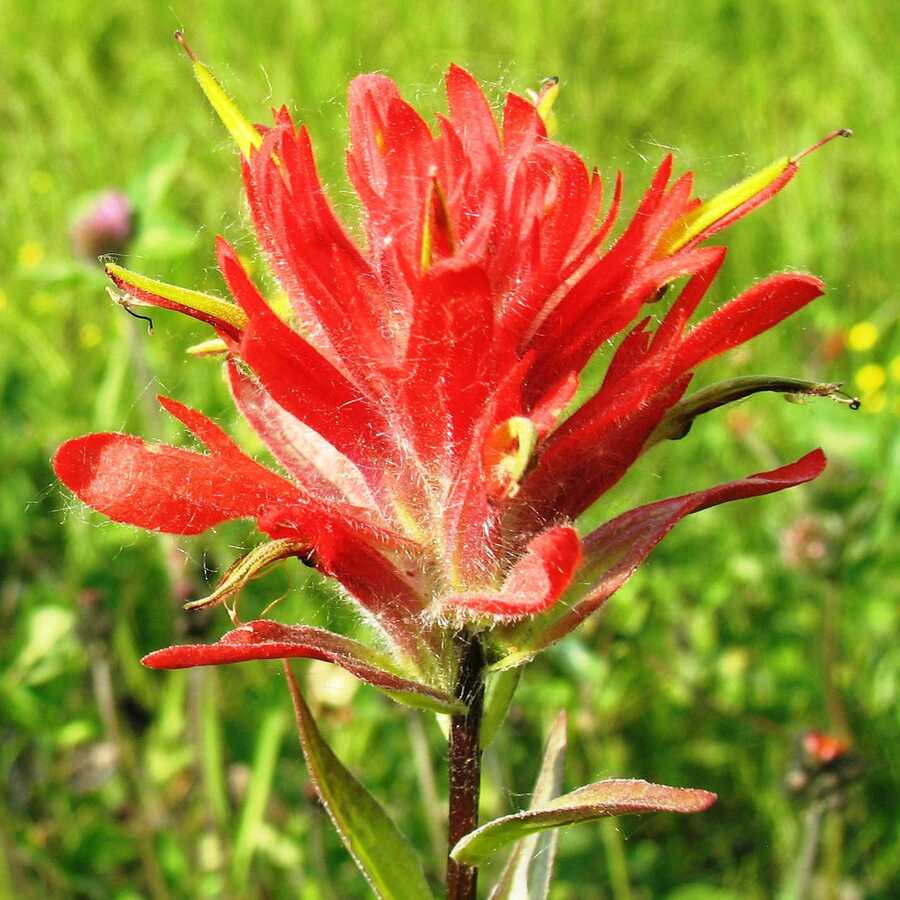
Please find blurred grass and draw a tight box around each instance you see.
[1,0,898,897]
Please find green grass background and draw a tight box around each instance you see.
[1,0,898,897]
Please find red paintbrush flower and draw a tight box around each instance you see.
[54,55,850,700]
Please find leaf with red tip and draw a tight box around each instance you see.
[500,450,827,665]
[444,526,581,619]
[451,779,717,866]
[144,620,462,715]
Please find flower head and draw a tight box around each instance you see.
[70,190,134,262]
[55,55,848,701]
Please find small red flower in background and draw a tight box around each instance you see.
[803,731,851,766]
[54,57,847,699]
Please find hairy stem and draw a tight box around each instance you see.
[446,633,486,900]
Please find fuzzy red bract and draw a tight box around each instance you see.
[55,64,832,685]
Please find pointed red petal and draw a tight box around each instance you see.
[228,361,379,510]
[528,371,579,437]
[445,64,501,165]
[54,431,299,535]
[444,526,581,618]
[217,238,396,474]
[519,376,691,526]
[156,394,245,459]
[502,91,546,160]
[257,503,428,656]
[536,450,826,648]
[677,273,825,372]
[401,264,494,460]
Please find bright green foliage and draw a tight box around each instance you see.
[1,1,899,898]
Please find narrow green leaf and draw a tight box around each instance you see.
[284,662,433,900]
[232,708,287,888]
[489,711,567,900]
[452,779,717,867]
[201,669,230,829]
[480,667,522,748]
[646,376,859,448]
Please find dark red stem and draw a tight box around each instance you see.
[446,633,486,900]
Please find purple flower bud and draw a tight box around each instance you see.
[70,191,133,263]
[780,514,831,571]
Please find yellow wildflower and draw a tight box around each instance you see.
[855,364,886,395]
[18,242,44,268]
[846,321,879,352]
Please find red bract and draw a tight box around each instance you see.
[55,63,843,695]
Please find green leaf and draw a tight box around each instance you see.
[489,711,567,900]
[646,375,859,448]
[452,778,717,867]
[480,666,522,747]
[232,708,287,888]
[284,662,433,900]
[126,135,189,213]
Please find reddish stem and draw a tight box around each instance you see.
[446,633,486,900]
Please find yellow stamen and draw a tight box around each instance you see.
[183,539,309,619]
[482,416,538,500]
[176,31,262,159]
[186,337,229,357]
[659,157,789,256]
[106,262,248,331]
[419,178,454,274]
[535,76,560,136]
[658,129,851,257]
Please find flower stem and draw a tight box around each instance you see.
[446,632,486,900]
